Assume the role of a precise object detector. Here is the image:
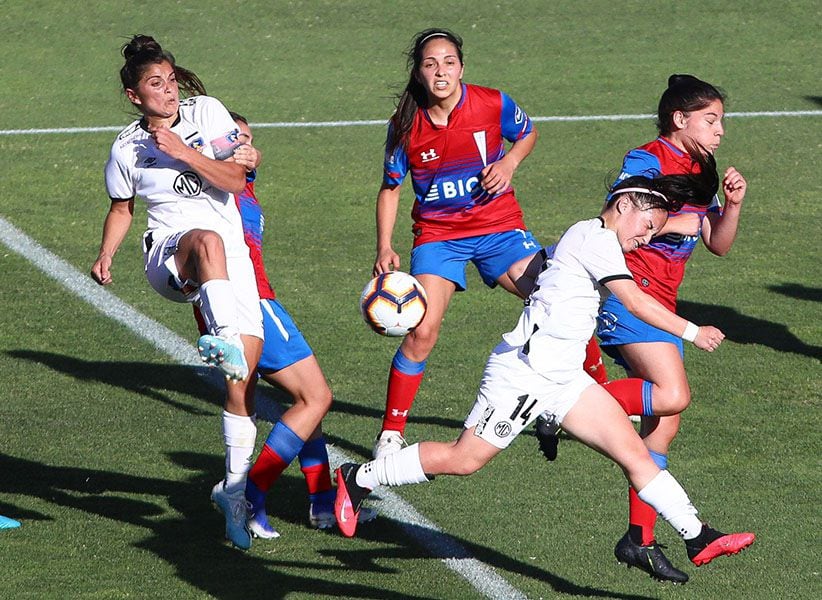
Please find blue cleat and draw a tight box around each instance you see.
[197,334,248,381]
[210,480,252,550]
[0,515,21,530]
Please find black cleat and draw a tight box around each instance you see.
[615,532,689,583]
[535,413,560,461]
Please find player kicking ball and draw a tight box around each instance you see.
[336,171,754,577]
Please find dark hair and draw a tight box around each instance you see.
[119,35,206,101]
[610,147,719,212]
[656,74,725,136]
[387,28,464,153]
[228,111,248,125]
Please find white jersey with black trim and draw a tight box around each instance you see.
[105,95,245,254]
[503,217,632,379]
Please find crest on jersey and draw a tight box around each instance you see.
[189,137,205,152]
[173,171,203,196]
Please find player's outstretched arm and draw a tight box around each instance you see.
[607,278,725,352]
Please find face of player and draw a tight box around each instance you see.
[617,202,668,253]
[415,38,464,105]
[671,98,725,154]
[125,60,180,121]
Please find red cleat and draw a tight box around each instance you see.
[688,529,755,566]
[335,463,370,538]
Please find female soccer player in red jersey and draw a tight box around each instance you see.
[371,28,549,457]
[595,75,749,582]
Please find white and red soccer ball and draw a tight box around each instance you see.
[360,271,428,337]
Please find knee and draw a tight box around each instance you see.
[294,385,333,416]
[404,321,440,356]
[655,383,691,415]
[189,229,225,258]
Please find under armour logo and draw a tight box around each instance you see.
[420,148,439,162]
[390,409,409,418]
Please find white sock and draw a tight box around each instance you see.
[638,470,702,539]
[198,279,240,338]
[222,410,257,493]
[356,443,430,489]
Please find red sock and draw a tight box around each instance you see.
[381,366,424,433]
[602,379,648,416]
[248,445,289,491]
[583,336,608,384]
[301,463,332,496]
[629,486,658,545]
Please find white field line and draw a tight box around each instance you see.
[0,215,527,600]
[1,109,820,136]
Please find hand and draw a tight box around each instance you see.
[693,325,725,352]
[91,254,113,286]
[151,125,190,161]
[722,167,746,207]
[373,247,401,276]
[479,156,516,195]
[233,144,261,171]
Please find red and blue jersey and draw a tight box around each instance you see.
[236,171,276,300]
[612,137,720,310]
[384,84,533,246]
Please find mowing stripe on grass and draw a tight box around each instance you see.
[0,214,527,600]
[1,109,820,136]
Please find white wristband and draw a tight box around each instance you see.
[682,321,699,343]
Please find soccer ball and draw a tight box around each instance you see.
[360,271,428,337]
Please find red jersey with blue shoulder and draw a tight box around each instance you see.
[236,170,276,300]
[611,137,720,310]
[384,84,533,246]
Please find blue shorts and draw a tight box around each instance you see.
[258,299,313,373]
[596,294,683,368]
[410,230,539,291]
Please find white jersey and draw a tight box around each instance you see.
[503,217,632,381]
[105,95,246,255]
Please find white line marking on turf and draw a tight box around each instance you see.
[0,214,526,600]
[1,109,820,136]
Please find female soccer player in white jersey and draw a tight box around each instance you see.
[91,35,263,549]
[336,172,754,577]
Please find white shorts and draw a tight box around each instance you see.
[143,229,263,339]
[465,341,596,449]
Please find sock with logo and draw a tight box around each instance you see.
[381,349,426,434]
[583,336,609,384]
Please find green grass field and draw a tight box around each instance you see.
[1,1,820,598]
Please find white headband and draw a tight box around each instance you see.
[419,32,451,46]
[610,187,668,202]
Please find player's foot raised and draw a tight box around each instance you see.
[197,334,248,381]
[335,463,372,538]
[686,525,755,566]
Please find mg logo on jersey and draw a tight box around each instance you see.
[494,421,512,438]
[420,148,439,162]
[423,176,480,202]
[173,171,203,196]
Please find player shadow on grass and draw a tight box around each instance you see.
[677,300,822,361]
[0,451,437,600]
[768,283,822,304]
[5,350,469,435]
[325,516,658,599]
